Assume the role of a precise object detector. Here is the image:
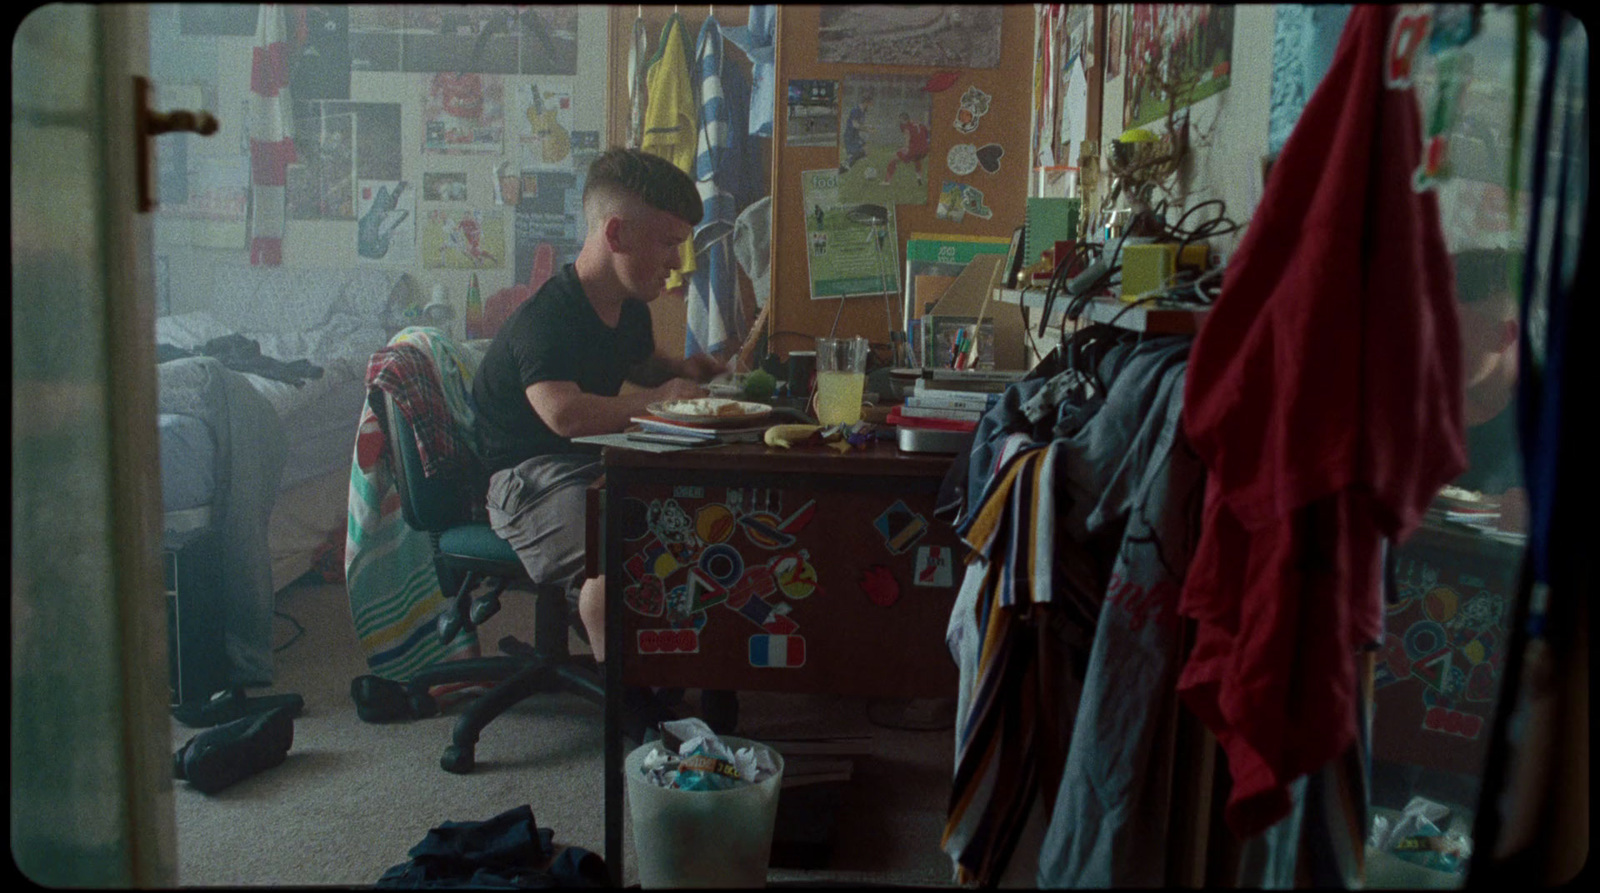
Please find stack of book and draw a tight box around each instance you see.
[626,415,769,446]
[896,386,1001,424]
[768,734,871,789]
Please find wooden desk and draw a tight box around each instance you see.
[598,440,964,885]
[1373,517,1525,779]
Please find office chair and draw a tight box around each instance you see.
[377,379,604,775]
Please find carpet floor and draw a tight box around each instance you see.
[169,581,960,887]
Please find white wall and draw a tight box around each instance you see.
[150,5,611,325]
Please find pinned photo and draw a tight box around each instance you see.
[936,181,995,223]
[953,85,992,134]
[976,143,1005,174]
[947,143,979,176]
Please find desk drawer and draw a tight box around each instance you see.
[609,477,961,698]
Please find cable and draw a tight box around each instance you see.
[273,610,306,653]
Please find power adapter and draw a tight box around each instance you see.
[1119,243,1178,300]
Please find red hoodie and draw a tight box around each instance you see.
[1177,5,1467,837]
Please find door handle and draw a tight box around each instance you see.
[134,76,219,213]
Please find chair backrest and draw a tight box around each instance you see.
[380,385,480,535]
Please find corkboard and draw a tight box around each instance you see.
[765,5,1036,361]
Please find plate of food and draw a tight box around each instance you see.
[647,397,773,427]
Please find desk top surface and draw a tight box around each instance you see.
[602,439,960,478]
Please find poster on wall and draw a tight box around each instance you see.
[422,209,505,269]
[786,79,840,148]
[801,169,901,301]
[320,102,402,180]
[422,73,505,154]
[288,5,350,101]
[356,180,417,266]
[1123,5,1235,131]
[515,82,575,171]
[348,6,577,76]
[518,7,580,76]
[818,6,1003,69]
[423,172,469,202]
[1106,6,1125,80]
[513,205,580,296]
[837,75,934,207]
[179,4,259,36]
[401,6,520,74]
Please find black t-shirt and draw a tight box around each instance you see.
[472,264,655,471]
[1454,400,1521,496]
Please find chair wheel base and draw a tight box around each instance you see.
[441,745,475,774]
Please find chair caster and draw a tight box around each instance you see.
[441,744,476,774]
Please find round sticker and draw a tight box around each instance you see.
[947,143,978,176]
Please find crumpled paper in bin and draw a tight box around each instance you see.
[635,718,780,791]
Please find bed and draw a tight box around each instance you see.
[156,265,418,596]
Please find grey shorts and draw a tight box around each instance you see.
[485,453,604,606]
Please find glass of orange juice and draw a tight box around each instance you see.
[814,336,869,426]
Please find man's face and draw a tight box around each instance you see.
[616,204,692,302]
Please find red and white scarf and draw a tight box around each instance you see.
[249,4,296,265]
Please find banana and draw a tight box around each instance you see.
[763,424,822,449]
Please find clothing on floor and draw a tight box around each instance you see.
[376,804,607,889]
[1177,3,1467,839]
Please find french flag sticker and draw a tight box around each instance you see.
[749,634,805,668]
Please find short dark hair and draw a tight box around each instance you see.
[1453,248,1515,310]
[583,148,702,226]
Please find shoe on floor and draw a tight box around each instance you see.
[173,688,304,728]
[174,704,296,794]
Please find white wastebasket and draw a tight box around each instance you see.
[625,736,785,889]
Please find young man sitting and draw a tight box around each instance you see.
[471,148,728,737]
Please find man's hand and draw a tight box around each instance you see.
[681,353,727,382]
[1495,486,1529,533]
[654,377,708,403]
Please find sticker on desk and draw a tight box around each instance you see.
[623,575,666,618]
[749,634,805,668]
[683,567,729,614]
[624,539,682,583]
[739,512,797,550]
[638,628,699,655]
[697,543,744,586]
[673,485,705,500]
[762,612,800,636]
[730,592,791,630]
[648,499,700,561]
[770,550,820,600]
[725,564,779,610]
[618,497,652,541]
[694,504,738,545]
[913,545,955,587]
[860,564,901,607]
[873,500,928,554]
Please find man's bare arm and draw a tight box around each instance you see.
[527,378,705,438]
